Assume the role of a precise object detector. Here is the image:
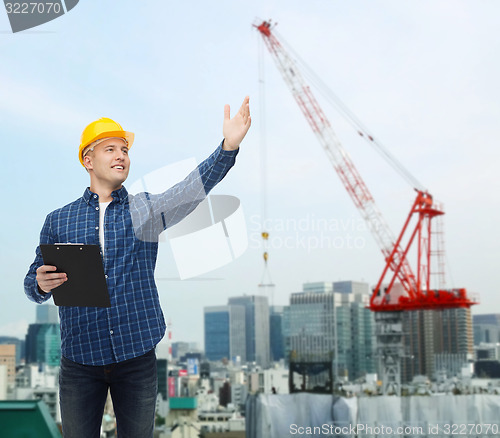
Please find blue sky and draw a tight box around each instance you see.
[1,0,499,347]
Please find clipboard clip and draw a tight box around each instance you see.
[54,243,85,250]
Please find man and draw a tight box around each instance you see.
[24,97,251,437]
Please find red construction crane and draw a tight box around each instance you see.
[254,19,477,313]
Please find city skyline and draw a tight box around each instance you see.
[3,304,500,386]
[1,1,499,348]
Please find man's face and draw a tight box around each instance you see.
[84,138,130,189]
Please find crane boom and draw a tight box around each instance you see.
[255,20,477,311]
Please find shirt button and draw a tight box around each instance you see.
[95,226,99,230]
[96,207,99,211]
[93,195,97,199]
[110,330,114,335]
[105,275,108,279]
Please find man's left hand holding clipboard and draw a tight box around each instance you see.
[39,243,111,307]
[36,264,68,294]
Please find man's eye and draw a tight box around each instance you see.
[122,149,129,154]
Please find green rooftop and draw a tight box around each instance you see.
[169,397,197,410]
[0,400,62,438]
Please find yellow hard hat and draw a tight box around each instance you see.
[78,117,134,167]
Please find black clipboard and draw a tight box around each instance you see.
[40,244,111,308]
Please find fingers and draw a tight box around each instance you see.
[221,96,251,150]
[245,105,251,127]
[241,96,251,129]
[238,96,250,118]
[36,265,67,293]
[225,96,250,120]
[38,265,57,273]
[39,278,67,293]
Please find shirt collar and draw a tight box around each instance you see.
[83,186,129,205]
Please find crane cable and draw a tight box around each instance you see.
[257,32,274,294]
[274,29,426,193]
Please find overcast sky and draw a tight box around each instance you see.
[1,0,499,348]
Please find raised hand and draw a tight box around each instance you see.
[222,96,251,150]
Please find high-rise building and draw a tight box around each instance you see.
[287,280,337,367]
[157,358,168,400]
[24,305,60,366]
[473,314,500,345]
[302,282,333,294]
[25,324,42,364]
[0,345,16,386]
[228,295,270,367]
[442,308,473,354]
[25,323,61,366]
[204,305,246,362]
[333,281,369,295]
[171,342,190,360]
[350,296,376,378]
[287,282,375,380]
[282,306,291,361]
[0,337,25,366]
[38,324,60,367]
[402,308,474,382]
[270,306,285,362]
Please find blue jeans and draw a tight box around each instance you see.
[59,349,157,438]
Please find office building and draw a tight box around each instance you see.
[172,342,190,360]
[475,343,500,361]
[270,306,285,362]
[402,308,474,382]
[349,295,376,377]
[282,306,291,362]
[333,281,370,295]
[228,295,270,367]
[287,282,375,380]
[25,323,61,366]
[473,314,500,345]
[204,305,246,362]
[302,282,333,294]
[0,365,7,400]
[474,342,500,378]
[0,337,25,366]
[25,305,61,366]
[0,345,16,387]
[231,384,248,410]
[157,358,168,400]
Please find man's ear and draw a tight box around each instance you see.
[83,155,93,171]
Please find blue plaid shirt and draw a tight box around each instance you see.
[24,141,238,365]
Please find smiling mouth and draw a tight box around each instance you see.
[112,166,125,170]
